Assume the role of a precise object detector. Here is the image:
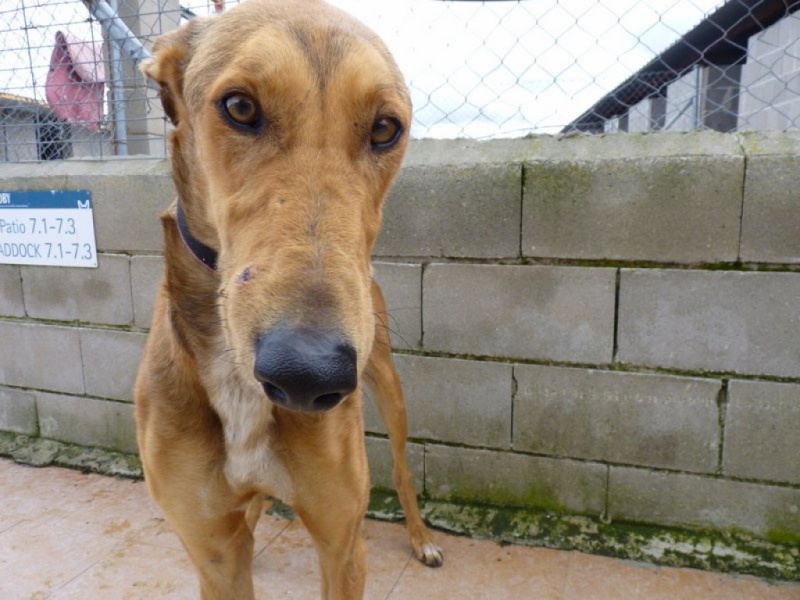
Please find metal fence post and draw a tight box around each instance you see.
[112,0,179,156]
[106,0,128,156]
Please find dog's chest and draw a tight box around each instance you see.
[225,434,294,504]
[208,374,295,504]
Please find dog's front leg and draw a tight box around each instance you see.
[306,514,367,600]
[139,430,258,600]
[179,508,257,600]
[364,281,444,567]
[276,403,370,600]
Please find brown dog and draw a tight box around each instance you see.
[134,1,442,598]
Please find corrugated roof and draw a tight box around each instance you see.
[563,0,800,133]
[0,92,49,115]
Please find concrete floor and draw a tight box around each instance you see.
[1,458,798,599]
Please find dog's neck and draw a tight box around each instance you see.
[176,201,218,271]
[159,200,222,362]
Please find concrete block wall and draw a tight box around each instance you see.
[0,159,165,454]
[1,131,799,545]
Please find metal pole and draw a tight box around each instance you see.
[105,0,128,155]
[81,0,152,72]
[693,66,702,129]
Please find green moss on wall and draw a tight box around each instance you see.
[2,432,797,581]
[767,529,800,546]
[525,161,595,207]
[415,498,799,582]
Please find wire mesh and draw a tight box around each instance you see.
[1,0,799,162]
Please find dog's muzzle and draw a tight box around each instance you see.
[253,327,357,412]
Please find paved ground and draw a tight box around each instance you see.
[1,458,798,599]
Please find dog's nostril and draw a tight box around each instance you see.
[314,392,345,410]
[263,382,288,404]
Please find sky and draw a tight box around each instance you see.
[2,0,725,139]
[326,0,725,136]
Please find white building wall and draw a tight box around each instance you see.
[738,12,800,130]
[604,117,622,133]
[664,68,699,131]
[627,98,652,132]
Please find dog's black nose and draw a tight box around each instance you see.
[254,327,357,412]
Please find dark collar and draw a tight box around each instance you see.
[176,202,218,271]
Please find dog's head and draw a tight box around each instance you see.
[143,0,411,412]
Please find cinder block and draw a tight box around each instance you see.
[724,380,800,485]
[21,253,133,325]
[0,265,24,317]
[80,329,148,401]
[0,163,68,197]
[131,255,164,329]
[740,155,800,263]
[423,264,615,363]
[374,163,521,258]
[545,130,740,160]
[65,159,173,253]
[37,392,137,454]
[405,132,741,168]
[403,138,538,167]
[514,365,720,473]
[739,130,800,157]
[0,321,84,394]
[425,444,607,516]
[365,435,424,492]
[523,156,743,262]
[363,354,512,448]
[372,262,422,350]
[618,269,800,378]
[609,467,800,541]
[0,387,38,435]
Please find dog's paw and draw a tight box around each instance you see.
[415,542,444,568]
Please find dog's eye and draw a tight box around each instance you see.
[220,93,263,131]
[370,117,403,150]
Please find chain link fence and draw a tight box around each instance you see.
[1,0,799,161]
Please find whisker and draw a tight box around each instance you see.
[214,346,240,367]
[374,308,413,332]
[374,319,413,349]
[361,371,378,388]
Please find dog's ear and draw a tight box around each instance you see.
[141,19,206,126]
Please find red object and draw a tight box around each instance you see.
[45,31,106,132]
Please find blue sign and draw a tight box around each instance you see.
[0,189,98,268]
[0,190,92,210]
